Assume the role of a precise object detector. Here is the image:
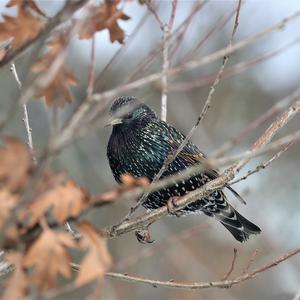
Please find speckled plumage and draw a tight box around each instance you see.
[107,96,261,242]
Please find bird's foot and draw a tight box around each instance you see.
[167,197,183,217]
[135,226,155,244]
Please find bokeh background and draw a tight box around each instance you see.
[1,0,300,299]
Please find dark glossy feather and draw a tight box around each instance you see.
[107,96,261,242]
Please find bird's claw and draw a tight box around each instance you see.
[167,197,183,217]
[135,228,155,244]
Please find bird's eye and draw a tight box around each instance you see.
[127,113,133,119]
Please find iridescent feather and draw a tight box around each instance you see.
[107,96,261,242]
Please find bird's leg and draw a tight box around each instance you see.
[166,196,184,217]
[135,221,155,244]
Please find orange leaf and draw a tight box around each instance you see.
[76,222,112,287]
[21,180,88,228]
[2,252,28,300]
[7,0,46,17]
[23,229,75,291]
[0,1,45,49]
[0,137,32,192]
[31,33,78,107]
[0,48,6,62]
[79,0,130,43]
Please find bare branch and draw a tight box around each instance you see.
[242,249,258,275]
[222,248,238,280]
[231,142,292,185]
[235,99,300,172]
[213,86,300,157]
[70,247,300,290]
[10,62,37,164]
[171,37,300,92]
[86,36,96,100]
[50,10,300,152]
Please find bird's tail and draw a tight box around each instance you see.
[214,205,261,242]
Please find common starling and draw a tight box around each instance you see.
[106,96,261,242]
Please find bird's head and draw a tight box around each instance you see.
[106,96,157,128]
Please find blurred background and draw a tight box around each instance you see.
[1,0,300,299]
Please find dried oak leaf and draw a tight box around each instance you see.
[23,229,75,291]
[0,137,32,192]
[31,34,78,107]
[79,0,130,43]
[21,180,89,228]
[2,252,28,300]
[7,0,47,18]
[76,222,112,287]
[0,1,45,49]
[0,48,7,62]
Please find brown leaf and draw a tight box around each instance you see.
[121,174,150,189]
[23,229,75,291]
[76,222,112,288]
[21,180,89,228]
[0,2,45,49]
[0,48,7,62]
[7,0,47,17]
[35,65,78,106]
[91,174,150,205]
[0,189,18,228]
[0,137,32,192]
[2,252,28,300]
[31,34,78,107]
[79,0,130,43]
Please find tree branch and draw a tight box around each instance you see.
[10,62,37,164]
[51,10,300,152]
[70,247,300,290]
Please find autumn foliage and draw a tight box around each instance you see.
[0,131,149,298]
[0,1,138,298]
[1,0,299,299]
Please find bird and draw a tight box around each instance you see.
[106,96,261,242]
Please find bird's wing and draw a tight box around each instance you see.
[162,122,216,175]
[162,121,246,204]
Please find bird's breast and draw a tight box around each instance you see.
[107,126,168,182]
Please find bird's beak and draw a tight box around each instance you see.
[104,117,123,127]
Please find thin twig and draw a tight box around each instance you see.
[10,62,37,164]
[222,248,238,280]
[213,87,300,158]
[171,36,300,92]
[87,36,96,100]
[50,9,300,152]
[114,223,209,271]
[94,8,151,90]
[157,0,178,121]
[231,142,292,185]
[70,247,300,290]
[235,99,300,172]
[126,2,205,84]
[181,6,237,63]
[242,249,258,275]
[169,1,205,61]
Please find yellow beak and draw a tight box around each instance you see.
[104,117,122,127]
